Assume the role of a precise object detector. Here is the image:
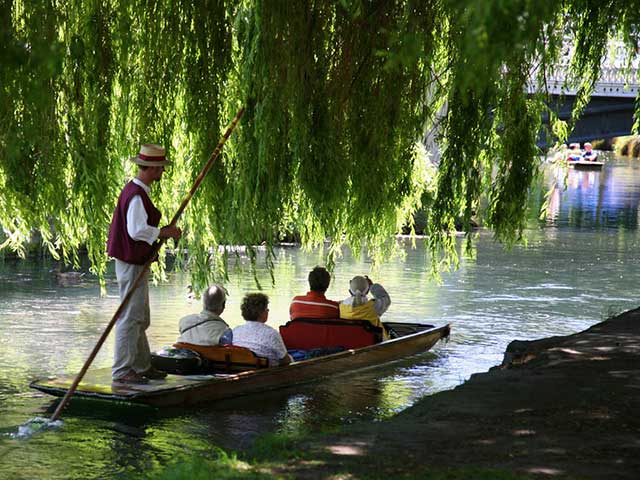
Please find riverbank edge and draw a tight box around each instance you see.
[258,307,640,479]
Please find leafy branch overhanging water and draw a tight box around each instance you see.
[1,0,639,291]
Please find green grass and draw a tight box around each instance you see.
[126,431,545,480]
[243,431,310,462]
[128,455,538,480]
[131,452,285,480]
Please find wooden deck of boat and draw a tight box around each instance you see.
[31,324,450,407]
[31,368,232,401]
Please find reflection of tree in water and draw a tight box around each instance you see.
[171,356,436,452]
[277,356,439,432]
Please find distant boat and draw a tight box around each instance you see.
[570,159,604,170]
[566,142,599,164]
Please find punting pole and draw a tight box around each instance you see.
[50,107,245,421]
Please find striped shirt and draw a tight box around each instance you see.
[289,291,340,320]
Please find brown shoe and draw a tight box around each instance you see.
[113,371,149,384]
[142,367,168,380]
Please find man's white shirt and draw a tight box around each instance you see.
[126,178,161,245]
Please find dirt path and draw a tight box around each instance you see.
[277,308,640,479]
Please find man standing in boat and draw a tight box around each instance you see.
[290,266,340,320]
[107,144,182,384]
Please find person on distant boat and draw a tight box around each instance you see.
[232,293,292,367]
[582,142,596,161]
[339,275,391,340]
[567,143,582,162]
[107,144,182,385]
[289,266,340,320]
[176,285,233,346]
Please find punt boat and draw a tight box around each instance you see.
[570,159,604,170]
[30,322,450,408]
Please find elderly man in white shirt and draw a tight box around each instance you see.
[106,144,182,384]
[177,285,233,346]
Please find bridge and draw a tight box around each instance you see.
[532,40,640,147]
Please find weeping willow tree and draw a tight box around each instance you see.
[1,0,639,292]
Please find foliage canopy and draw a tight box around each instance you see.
[1,0,639,290]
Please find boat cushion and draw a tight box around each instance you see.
[173,342,269,372]
[279,318,383,350]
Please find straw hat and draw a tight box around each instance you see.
[129,144,172,166]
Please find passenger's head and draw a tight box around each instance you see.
[241,293,269,322]
[348,276,370,307]
[202,284,226,314]
[584,142,593,151]
[308,266,331,293]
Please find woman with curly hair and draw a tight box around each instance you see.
[232,293,292,366]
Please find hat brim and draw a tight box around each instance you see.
[129,156,172,166]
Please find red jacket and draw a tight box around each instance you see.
[289,291,340,320]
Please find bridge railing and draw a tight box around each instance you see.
[528,38,640,98]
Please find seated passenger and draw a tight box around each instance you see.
[177,285,233,346]
[232,293,292,366]
[290,266,340,320]
[340,275,391,340]
[582,142,595,160]
[567,142,582,162]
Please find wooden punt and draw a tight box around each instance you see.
[570,159,604,170]
[29,323,450,408]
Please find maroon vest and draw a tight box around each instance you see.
[107,181,162,264]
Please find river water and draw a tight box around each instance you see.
[1,153,640,479]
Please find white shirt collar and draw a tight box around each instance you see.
[132,177,151,195]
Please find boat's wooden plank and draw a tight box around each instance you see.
[31,369,229,397]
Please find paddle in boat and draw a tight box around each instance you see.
[30,320,450,408]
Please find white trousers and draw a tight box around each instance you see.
[112,260,151,379]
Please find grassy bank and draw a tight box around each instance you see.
[129,452,535,480]
[127,430,535,480]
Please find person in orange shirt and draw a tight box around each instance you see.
[289,266,340,320]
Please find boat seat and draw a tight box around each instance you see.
[173,342,269,372]
[280,318,383,350]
